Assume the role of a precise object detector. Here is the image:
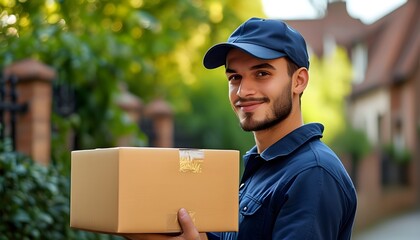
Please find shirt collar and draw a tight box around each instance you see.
[243,123,324,162]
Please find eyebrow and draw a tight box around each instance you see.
[225,63,276,73]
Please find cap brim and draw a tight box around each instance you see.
[203,43,287,69]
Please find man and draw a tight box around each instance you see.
[126,17,357,240]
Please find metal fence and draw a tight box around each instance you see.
[0,73,28,150]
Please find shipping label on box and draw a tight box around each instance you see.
[70,147,239,234]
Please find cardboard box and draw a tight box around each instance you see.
[70,147,239,234]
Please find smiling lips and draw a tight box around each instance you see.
[235,100,266,112]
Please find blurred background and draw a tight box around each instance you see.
[0,0,418,239]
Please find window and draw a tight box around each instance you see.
[351,43,368,84]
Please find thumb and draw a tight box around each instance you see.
[177,208,200,240]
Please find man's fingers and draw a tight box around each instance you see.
[177,208,200,240]
[123,209,201,240]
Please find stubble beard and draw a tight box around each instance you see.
[239,90,293,132]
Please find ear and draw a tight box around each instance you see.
[292,67,309,95]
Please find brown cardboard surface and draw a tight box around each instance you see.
[70,147,239,234]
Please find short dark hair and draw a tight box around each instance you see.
[285,57,305,100]
[286,57,300,77]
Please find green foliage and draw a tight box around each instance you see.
[382,143,411,165]
[330,123,371,163]
[302,47,353,143]
[1,0,153,168]
[0,139,123,239]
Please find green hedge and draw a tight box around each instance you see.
[0,140,122,240]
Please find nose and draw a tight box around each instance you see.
[236,78,256,98]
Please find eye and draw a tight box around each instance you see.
[256,71,270,78]
[227,74,241,82]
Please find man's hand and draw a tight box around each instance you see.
[124,208,207,240]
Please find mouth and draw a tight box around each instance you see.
[235,99,266,113]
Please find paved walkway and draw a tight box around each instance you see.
[352,209,420,240]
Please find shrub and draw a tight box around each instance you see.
[0,139,122,240]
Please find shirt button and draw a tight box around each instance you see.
[243,206,248,211]
[239,183,245,189]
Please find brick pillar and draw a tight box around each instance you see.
[4,59,56,165]
[144,98,173,147]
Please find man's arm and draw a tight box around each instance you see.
[123,208,208,240]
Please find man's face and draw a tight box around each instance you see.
[225,49,293,132]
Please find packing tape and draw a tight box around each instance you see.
[179,149,204,173]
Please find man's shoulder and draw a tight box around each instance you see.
[285,140,354,191]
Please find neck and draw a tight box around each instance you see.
[253,107,303,153]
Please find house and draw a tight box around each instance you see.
[285,0,420,232]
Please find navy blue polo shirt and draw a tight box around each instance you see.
[208,123,357,240]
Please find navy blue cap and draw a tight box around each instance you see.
[203,17,309,69]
